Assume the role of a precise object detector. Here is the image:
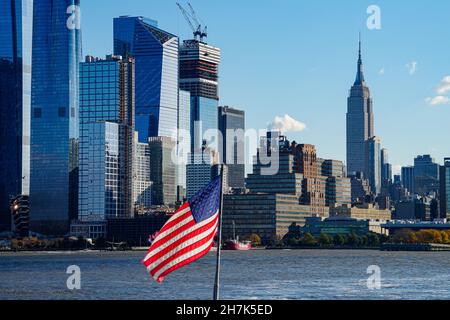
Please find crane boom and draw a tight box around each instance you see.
[176,2,208,42]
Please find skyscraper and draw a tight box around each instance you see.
[440,158,450,219]
[149,137,177,206]
[0,0,33,232]
[133,137,152,212]
[366,136,381,195]
[114,16,179,142]
[401,166,415,194]
[179,39,221,151]
[218,106,246,189]
[177,90,191,196]
[30,0,82,235]
[413,155,440,195]
[78,55,135,221]
[346,39,374,177]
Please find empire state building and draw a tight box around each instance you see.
[346,40,374,177]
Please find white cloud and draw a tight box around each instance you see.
[425,96,450,106]
[406,61,417,75]
[436,76,450,95]
[378,68,385,75]
[269,114,306,133]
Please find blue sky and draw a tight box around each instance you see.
[82,0,450,173]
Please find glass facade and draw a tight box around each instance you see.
[367,136,381,195]
[218,106,246,189]
[0,0,33,231]
[78,56,135,221]
[29,0,82,235]
[114,16,179,142]
[177,90,191,190]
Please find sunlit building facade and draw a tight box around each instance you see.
[29,0,82,235]
[114,16,179,142]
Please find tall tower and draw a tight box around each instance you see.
[0,0,33,232]
[346,38,374,177]
[30,0,82,235]
[114,16,179,142]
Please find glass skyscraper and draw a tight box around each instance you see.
[177,90,191,193]
[218,106,246,189]
[0,0,33,232]
[78,55,135,221]
[114,16,179,142]
[179,40,221,151]
[29,0,82,235]
[366,136,381,195]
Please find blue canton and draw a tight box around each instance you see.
[189,176,222,223]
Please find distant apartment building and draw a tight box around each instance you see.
[78,55,135,221]
[321,160,346,178]
[149,137,177,206]
[218,106,246,189]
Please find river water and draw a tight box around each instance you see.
[0,250,449,300]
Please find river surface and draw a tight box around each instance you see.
[0,250,449,300]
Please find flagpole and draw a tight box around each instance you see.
[213,164,225,300]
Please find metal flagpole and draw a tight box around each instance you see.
[213,164,225,300]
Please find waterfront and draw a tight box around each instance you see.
[0,250,450,300]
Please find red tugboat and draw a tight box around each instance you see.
[223,221,252,251]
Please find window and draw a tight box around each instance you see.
[59,107,66,118]
[34,108,42,118]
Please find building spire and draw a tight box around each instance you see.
[354,33,365,85]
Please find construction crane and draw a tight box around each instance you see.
[176,2,208,42]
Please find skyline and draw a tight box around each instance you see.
[82,0,450,173]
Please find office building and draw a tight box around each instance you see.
[149,137,177,206]
[401,166,415,194]
[179,39,221,151]
[349,172,371,203]
[177,90,191,195]
[321,160,345,178]
[29,0,82,235]
[346,40,374,176]
[222,194,315,245]
[366,136,381,195]
[301,217,388,237]
[134,138,152,212]
[0,0,33,232]
[114,16,179,141]
[440,158,450,219]
[330,203,391,221]
[326,177,352,207]
[218,106,246,189]
[413,155,440,196]
[186,146,219,199]
[78,55,135,221]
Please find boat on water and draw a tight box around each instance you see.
[223,221,252,251]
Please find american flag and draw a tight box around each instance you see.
[143,176,222,283]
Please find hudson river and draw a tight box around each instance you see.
[1,250,449,300]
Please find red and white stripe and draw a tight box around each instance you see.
[143,203,219,283]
